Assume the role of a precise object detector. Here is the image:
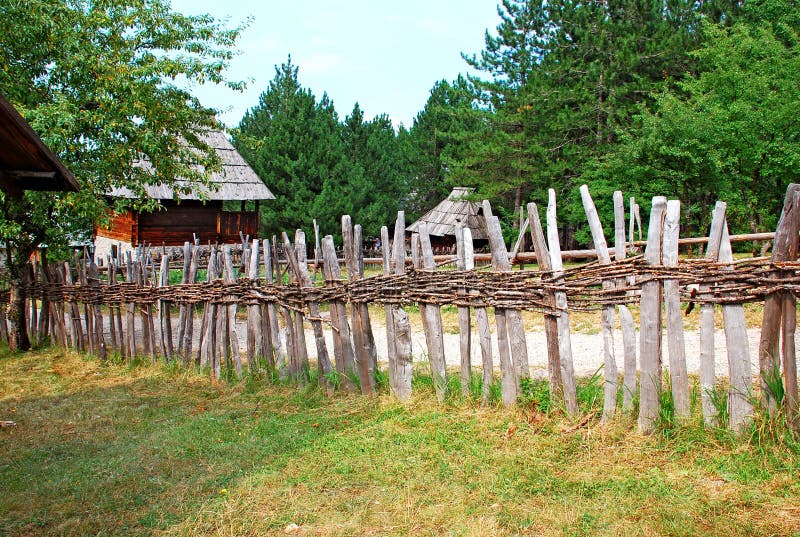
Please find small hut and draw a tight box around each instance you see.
[0,92,79,195]
[94,130,274,258]
[406,187,488,251]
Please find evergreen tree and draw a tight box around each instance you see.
[235,59,350,237]
[405,76,484,218]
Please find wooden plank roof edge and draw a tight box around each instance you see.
[0,92,79,192]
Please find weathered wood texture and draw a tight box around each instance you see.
[663,200,690,419]
[579,185,617,422]
[638,196,666,434]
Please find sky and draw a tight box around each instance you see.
[169,0,500,128]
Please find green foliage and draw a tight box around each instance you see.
[234,59,411,240]
[591,13,800,237]
[0,0,245,272]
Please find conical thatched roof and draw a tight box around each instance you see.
[108,130,274,201]
[407,187,487,240]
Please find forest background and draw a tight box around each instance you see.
[234,0,800,250]
[2,0,799,257]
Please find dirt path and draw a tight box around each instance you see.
[117,310,797,378]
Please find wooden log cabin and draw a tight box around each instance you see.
[94,130,274,258]
[406,187,488,252]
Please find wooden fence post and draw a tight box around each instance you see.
[455,223,472,396]
[545,190,579,414]
[663,200,690,420]
[719,221,754,432]
[614,191,637,413]
[481,203,520,405]
[321,235,357,391]
[158,253,173,360]
[388,212,413,401]
[246,240,261,372]
[579,185,618,422]
[285,231,332,388]
[699,202,726,424]
[222,246,243,378]
[638,196,666,434]
[263,239,285,373]
[783,189,800,432]
[381,224,399,392]
[528,200,578,415]
[417,223,448,402]
[759,183,800,413]
[354,224,379,378]
[343,216,376,394]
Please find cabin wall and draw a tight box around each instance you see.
[95,201,260,260]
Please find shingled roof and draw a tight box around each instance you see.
[108,130,274,201]
[0,92,79,195]
[407,187,488,240]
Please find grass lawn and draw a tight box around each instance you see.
[1,348,799,536]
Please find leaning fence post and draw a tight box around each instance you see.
[759,183,800,414]
[638,196,667,434]
[343,216,377,394]
[718,221,755,432]
[483,201,530,400]
[321,235,357,392]
[579,185,618,422]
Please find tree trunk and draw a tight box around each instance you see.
[8,276,30,351]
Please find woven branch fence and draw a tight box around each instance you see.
[5,184,800,434]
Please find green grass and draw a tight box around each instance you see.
[1,348,800,536]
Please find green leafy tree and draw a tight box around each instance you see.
[591,14,800,238]
[459,0,728,245]
[0,0,245,350]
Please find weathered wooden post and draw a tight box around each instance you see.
[638,196,667,434]
[528,200,577,415]
[481,204,520,405]
[342,216,377,394]
[262,239,285,373]
[663,200,690,420]
[579,185,618,422]
[387,212,413,401]
[699,202,726,424]
[759,184,800,414]
[455,223,472,396]
[158,253,173,360]
[719,221,754,432]
[784,188,800,431]
[417,223,448,402]
[614,192,637,413]
[246,240,262,373]
[284,231,333,389]
[321,235,357,391]
[222,246,244,378]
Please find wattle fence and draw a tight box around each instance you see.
[6,184,800,435]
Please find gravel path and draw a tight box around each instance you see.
[120,311,800,378]
[303,322,787,379]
